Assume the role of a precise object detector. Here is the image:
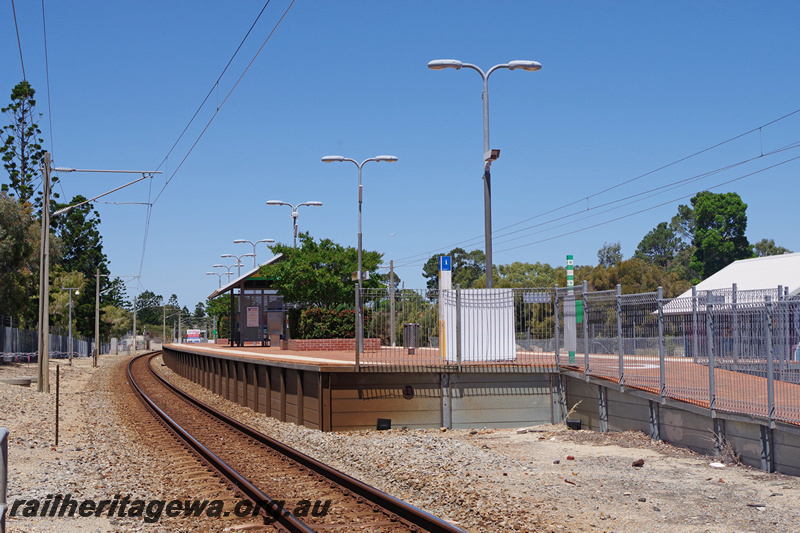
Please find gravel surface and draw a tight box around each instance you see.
[3,353,800,532]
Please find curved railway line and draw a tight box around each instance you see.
[127,352,465,532]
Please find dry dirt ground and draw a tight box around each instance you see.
[2,354,800,532]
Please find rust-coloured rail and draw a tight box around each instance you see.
[127,352,465,533]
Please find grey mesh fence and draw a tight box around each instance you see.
[358,285,800,425]
[1,317,96,362]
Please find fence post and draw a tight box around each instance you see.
[583,280,590,376]
[616,284,624,387]
[455,284,462,373]
[354,285,360,371]
[554,285,560,363]
[777,286,785,380]
[657,286,666,403]
[765,296,776,425]
[732,283,739,371]
[707,302,716,416]
[692,285,699,363]
[1,427,7,533]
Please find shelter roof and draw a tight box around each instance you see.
[207,253,283,299]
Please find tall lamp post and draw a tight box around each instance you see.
[220,254,253,278]
[233,239,275,268]
[322,154,398,364]
[266,200,323,247]
[213,264,237,284]
[428,58,542,288]
[206,272,224,288]
[62,287,80,365]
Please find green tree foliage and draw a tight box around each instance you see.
[587,258,691,297]
[753,238,791,257]
[0,193,39,320]
[492,261,562,288]
[52,195,112,336]
[0,81,52,207]
[193,301,206,318]
[205,295,231,338]
[135,290,163,326]
[260,233,383,309]
[49,271,86,333]
[422,248,485,290]
[688,192,754,281]
[597,242,622,268]
[101,304,132,339]
[634,222,683,268]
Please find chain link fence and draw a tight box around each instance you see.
[360,284,800,425]
[0,316,98,362]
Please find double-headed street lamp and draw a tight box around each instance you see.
[213,263,237,284]
[428,58,542,288]
[322,154,398,361]
[62,287,80,365]
[266,200,323,248]
[220,253,254,278]
[233,238,275,268]
[206,272,224,288]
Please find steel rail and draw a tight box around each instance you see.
[127,353,315,532]
[130,352,465,533]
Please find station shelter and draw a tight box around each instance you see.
[207,254,287,347]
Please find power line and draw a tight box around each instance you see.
[392,108,800,265]
[493,154,800,254]
[11,0,26,80]
[134,1,295,286]
[40,0,64,198]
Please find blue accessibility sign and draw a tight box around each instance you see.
[439,256,451,272]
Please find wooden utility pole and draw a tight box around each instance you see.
[37,152,51,393]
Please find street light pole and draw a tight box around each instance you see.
[206,272,223,288]
[266,201,323,248]
[233,239,275,268]
[322,155,398,365]
[428,59,542,288]
[220,254,253,277]
[213,264,237,284]
[62,287,80,365]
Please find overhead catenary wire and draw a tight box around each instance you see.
[11,0,26,81]
[116,0,295,290]
[391,108,800,266]
[40,0,64,198]
[132,0,296,284]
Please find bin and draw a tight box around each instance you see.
[403,323,419,355]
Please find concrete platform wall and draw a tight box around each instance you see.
[161,347,556,432]
[564,374,800,476]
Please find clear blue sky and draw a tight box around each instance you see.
[3,1,799,309]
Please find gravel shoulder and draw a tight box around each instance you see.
[2,354,800,532]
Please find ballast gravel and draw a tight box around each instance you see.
[2,353,800,532]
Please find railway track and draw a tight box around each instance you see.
[127,352,466,533]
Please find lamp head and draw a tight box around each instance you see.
[233,239,247,244]
[507,60,542,71]
[304,201,323,206]
[321,155,345,163]
[206,272,215,276]
[266,200,288,206]
[374,155,398,163]
[428,59,463,70]
[221,254,234,259]
[213,264,226,268]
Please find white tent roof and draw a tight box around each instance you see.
[674,252,800,300]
